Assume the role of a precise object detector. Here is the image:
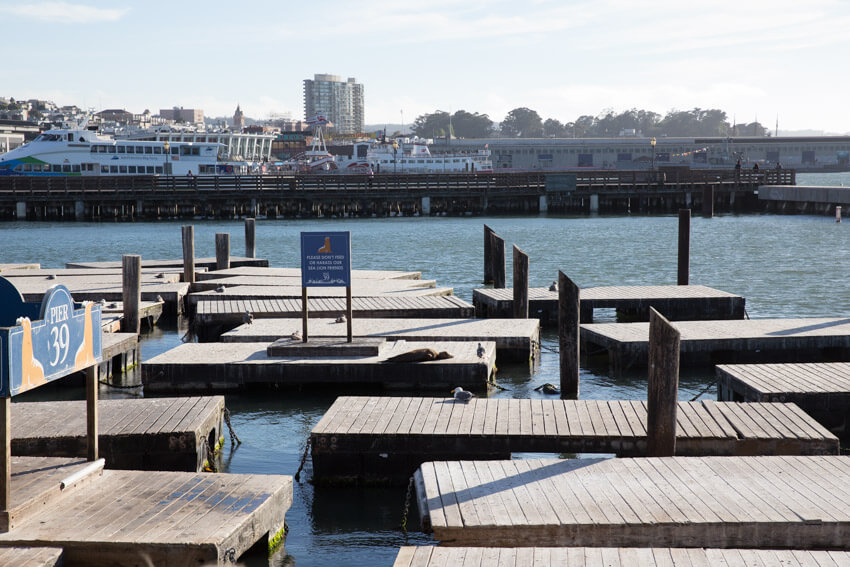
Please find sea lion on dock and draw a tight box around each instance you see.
[384,348,453,363]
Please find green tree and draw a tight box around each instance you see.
[500,107,543,137]
[451,110,493,138]
[543,118,566,137]
[411,111,450,138]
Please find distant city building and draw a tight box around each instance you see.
[159,106,204,124]
[233,105,245,131]
[303,74,364,134]
[96,108,133,124]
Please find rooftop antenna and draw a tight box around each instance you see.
[775,114,779,137]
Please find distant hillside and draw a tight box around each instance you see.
[778,129,850,137]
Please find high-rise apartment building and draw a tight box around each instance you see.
[303,74,364,134]
[159,106,204,124]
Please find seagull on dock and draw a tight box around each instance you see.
[290,330,302,340]
[46,274,56,280]
[548,281,557,292]
[335,314,347,324]
[451,387,475,402]
[242,310,254,325]
[215,285,226,293]
[476,342,485,359]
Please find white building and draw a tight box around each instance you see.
[303,74,364,134]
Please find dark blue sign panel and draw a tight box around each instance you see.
[0,277,102,397]
[301,231,351,287]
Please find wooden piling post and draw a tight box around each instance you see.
[558,270,580,399]
[483,224,494,284]
[512,245,529,318]
[215,233,230,271]
[245,218,256,258]
[0,397,9,513]
[677,208,690,285]
[647,308,680,457]
[492,233,506,289]
[182,225,195,284]
[121,254,141,334]
[86,365,98,461]
[702,186,714,218]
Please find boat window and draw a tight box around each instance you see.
[119,166,127,173]
[14,165,22,171]
[23,164,31,172]
[145,146,153,154]
[117,146,125,153]
[73,165,80,172]
[91,145,99,153]
[110,165,118,173]
[154,166,163,174]
[42,164,49,171]
[62,165,71,172]
[108,146,116,154]
[101,166,109,173]
[153,147,162,154]
[67,133,74,141]
[136,146,145,154]
[52,165,62,172]
[171,146,178,155]
[128,166,136,174]
[146,166,154,174]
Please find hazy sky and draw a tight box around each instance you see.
[3,0,848,134]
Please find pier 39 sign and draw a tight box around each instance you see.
[300,231,351,287]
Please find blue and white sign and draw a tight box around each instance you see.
[301,231,351,287]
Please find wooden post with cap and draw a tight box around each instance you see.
[558,270,580,399]
[647,308,680,457]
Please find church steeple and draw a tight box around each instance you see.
[233,104,244,130]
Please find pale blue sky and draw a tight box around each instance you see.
[2,0,848,133]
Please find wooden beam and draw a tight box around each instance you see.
[702,186,714,218]
[215,233,230,271]
[483,225,494,284]
[491,233,506,289]
[0,397,9,513]
[121,254,141,334]
[181,225,195,284]
[244,218,256,259]
[512,245,529,318]
[86,365,98,461]
[558,271,580,399]
[677,209,690,285]
[647,308,680,457]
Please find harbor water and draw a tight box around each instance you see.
[1,171,848,566]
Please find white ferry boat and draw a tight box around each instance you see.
[0,128,247,176]
[340,136,493,174]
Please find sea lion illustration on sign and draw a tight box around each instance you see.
[317,237,332,253]
[74,301,95,369]
[15,317,45,389]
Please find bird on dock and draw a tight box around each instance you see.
[290,330,302,340]
[215,285,226,293]
[46,274,56,280]
[243,310,254,325]
[335,314,347,324]
[155,295,164,303]
[155,272,165,279]
[476,342,485,359]
[548,281,557,292]
[535,383,561,395]
[99,299,107,306]
[451,387,475,402]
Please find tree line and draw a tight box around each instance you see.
[409,107,768,139]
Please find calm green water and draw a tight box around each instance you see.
[3,172,850,566]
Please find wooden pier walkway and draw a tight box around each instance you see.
[0,456,290,566]
[0,547,63,567]
[12,397,224,472]
[474,285,745,326]
[581,317,850,370]
[311,396,837,484]
[193,295,475,340]
[717,362,850,432]
[413,455,850,548]
[393,547,850,567]
[142,341,496,393]
[195,265,422,281]
[221,317,540,362]
[100,331,139,379]
[66,256,268,270]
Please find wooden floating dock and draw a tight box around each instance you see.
[0,547,63,567]
[414,455,850,548]
[12,396,224,472]
[142,341,496,393]
[717,362,850,432]
[99,331,139,379]
[66,256,268,270]
[222,317,540,362]
[311,396,837,484]
[195,265,422,281]
[0,456,291,566]
[393,546,850,567]
[193,295,475,340]
[582,317,850,371]
[474,285,745,326]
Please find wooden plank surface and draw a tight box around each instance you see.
[393,547,850,567]
[0,547,63,567]
[194,265,421,281]
[66,256,268,270]
[414,456,850,548]
[0,461,291,566]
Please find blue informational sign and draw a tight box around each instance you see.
[0,277,102,397]
[301,231,351,287]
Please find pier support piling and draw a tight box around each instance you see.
[512,245,529,318]
[678,209,690,285]
[589,194,599,213]
[421,196,431,215]
[182,225,195,284]
[215,233,230,271]
[647,308,680,457]
[558,271,580,399]
[539,195,548,214]
[702,186,714,218]
[15,202,26,220]
[491,233,506,289]
[483,225,494,284]
[244,218,256,258]
[121,254,141,334]
[75,200,85,221]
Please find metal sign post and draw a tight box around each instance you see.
[300,231,352,342]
